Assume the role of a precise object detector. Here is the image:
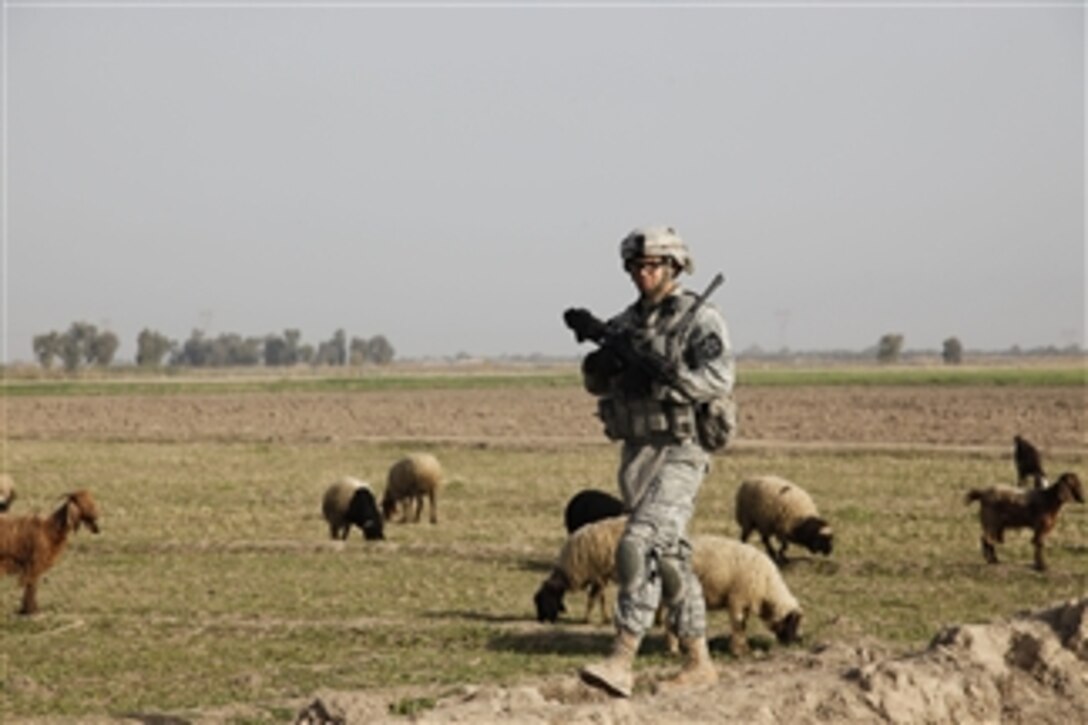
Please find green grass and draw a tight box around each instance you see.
[0,371,580,398]
[1,438,1085,721]
[739,365,1086,387]
[2,361,1083,398]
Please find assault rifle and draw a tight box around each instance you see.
[563,272,725,395]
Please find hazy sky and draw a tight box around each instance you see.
[3,1,1084,363]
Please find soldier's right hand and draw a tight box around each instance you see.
[563,308,607,343]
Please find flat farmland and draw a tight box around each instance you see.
[0,365,1085,723]
[3,372,1083,450]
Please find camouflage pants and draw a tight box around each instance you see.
[614,439,709,640]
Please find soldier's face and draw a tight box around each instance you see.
[626,256,674,300]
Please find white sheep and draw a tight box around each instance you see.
[735,475,834,564]
[0,474,15,513]
[678,534,804,657]
[322,477,383,541]
[382,453,446,525]
[533,515,627,624]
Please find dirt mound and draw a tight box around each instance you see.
[297,597,1088,724]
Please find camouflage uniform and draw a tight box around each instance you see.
[589,287,735,640]
[572,225,734,697]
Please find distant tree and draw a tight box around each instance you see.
[365,335,395,365]
[88,330,120,367]
[60,321,99,371]
[313,329,347,366]
[349,336,369,366]
[32,331,62,369]
[208,333,262,366]
[174,329,211,367]
[264,329,302,367]
[284,329,302,364]
[942,337,964,365]
[136,329,175,367]
[876,333,904,364]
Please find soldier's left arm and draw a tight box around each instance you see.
[669,305,735,402]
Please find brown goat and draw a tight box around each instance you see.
[965,472,1083,571]
[0,490,100,614]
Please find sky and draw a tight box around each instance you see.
[2,1,1084,363]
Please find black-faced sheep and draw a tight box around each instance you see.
[564,489,625,534]
[1013,434,1048,488]
[735,475,833,565]
[534,515,626,624]
[382,453,445,525]
[965,472,1083,571]
[322,477,383,541]
[0,474,15,513]
[0,489,100,615]
[675,535,803,657]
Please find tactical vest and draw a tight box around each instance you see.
[596,292,699,443]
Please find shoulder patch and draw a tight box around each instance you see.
[688,332,724,368]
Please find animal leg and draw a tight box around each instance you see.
[584,583,600,623]
[428,490,438,524]
[665,628,680,656]
[758,532,777,561]
[981,536,998,564]
[413,496,424,523]
[1032,533,1047,572]
[728,607,748,657]
[19,580,39,615]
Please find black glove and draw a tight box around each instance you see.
[563,307,608,343]
[609,333,674,389]
[631,346,679,386]
[583,346,624,378]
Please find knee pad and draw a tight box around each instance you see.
[658,556,684,606]
[616,537,648,595]
[659,539,693,606]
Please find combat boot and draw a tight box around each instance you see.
[656,636,718,693]
[579,629,641,698]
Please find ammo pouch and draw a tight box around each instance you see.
[694,394,737,451]
[598,397,697,443]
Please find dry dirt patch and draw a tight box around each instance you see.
[297,597,1088,724]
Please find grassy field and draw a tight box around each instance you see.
[1,360,1083,398]
[1,426,1086,721]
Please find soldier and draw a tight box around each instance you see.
[564,225,735,697]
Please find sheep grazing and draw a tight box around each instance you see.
[322,477,384,541]
[0,474,15,513]
[735,475,833,565]
[965,472,1084,572]
[677,535,803,657]
[1013,434,1048,488]
[382,453,446,525]
[534,515,627,624]
[563,488,625,534]
[0,489,100,615]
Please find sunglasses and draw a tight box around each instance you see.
[625,258,669,273]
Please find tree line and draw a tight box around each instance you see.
[32,323,395,371]
[878,334,962,364]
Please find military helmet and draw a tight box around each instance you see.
[620,226,693,274]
